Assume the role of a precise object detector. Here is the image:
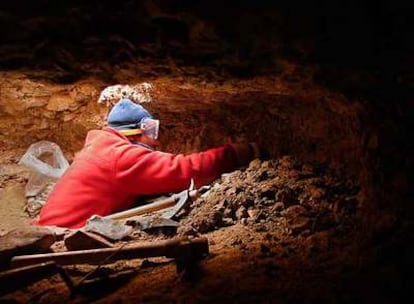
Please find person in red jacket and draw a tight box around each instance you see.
[36,98,262,229]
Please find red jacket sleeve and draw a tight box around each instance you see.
[113,144,239,195]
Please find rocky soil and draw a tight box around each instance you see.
[178,156,359,238]
[0,1,411,303]
[0,62,406,303]
[0,154,367,303]
[0,60,407,303]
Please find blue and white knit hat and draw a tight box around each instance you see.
[107,99,153,130]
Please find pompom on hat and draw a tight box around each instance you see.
[107,99,153,130]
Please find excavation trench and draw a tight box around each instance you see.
[0,71,382,303]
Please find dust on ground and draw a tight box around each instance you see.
[0,164,33,235]
[0,155,366,303]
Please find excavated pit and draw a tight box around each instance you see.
[0,1,412,303]
[0,70,387,304]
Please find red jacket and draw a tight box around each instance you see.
[36,128,240,228]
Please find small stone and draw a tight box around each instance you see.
[289,216,311,235]
[247,209,260,219]
[215,199,228,211]
[231,238,243,246]
[273,202,285,212]
[223,207,234,218]
[308,186,324,199]
[235,206,248,219]
[222,218,235,226]
[281,205,307,219]
[64,230,113,250]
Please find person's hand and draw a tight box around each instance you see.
[248,143,271,160]
[231,142,270,166]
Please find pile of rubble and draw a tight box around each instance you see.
[178,156,360,239]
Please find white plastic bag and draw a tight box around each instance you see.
[19,140,69,179]
[19,140,69,197]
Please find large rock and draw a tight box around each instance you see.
[0,226,55,270]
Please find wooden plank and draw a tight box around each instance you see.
[11,237,209,268]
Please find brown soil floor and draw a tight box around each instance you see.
[0,156,370,304]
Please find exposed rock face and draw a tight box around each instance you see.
[0,72,363,171]
[0,73,105,157]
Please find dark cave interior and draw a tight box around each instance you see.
[0,1,413,303]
